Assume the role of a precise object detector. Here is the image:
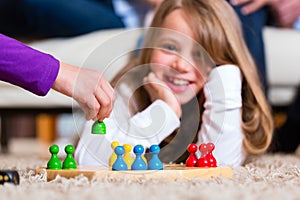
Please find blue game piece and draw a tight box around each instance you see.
[148,144,163,170]
[112,146,128,171]
[131,145,147,170]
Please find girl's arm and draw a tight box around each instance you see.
[197,65,247,167]
[75,99,180,166]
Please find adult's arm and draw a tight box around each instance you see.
[0,34,114,121]
[0,34,59,96]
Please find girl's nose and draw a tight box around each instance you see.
[172,55,193,73]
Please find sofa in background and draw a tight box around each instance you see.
[264,27,300,106]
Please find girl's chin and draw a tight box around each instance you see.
[178,95,195,105]
[165,82,198,104]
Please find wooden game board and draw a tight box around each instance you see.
[36,164,233,182]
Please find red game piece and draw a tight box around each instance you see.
[186,143,198,167]
[197,142,217,167]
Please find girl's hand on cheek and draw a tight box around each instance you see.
[143,72,182,118]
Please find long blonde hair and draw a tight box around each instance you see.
[112,0,273,155]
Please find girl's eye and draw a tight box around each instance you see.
[193,51,201,59]
[162,44,177,52]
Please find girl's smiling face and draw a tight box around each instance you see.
[150,9,208,104]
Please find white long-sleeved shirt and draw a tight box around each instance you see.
[197,65,247,167]
[75,64,247,167]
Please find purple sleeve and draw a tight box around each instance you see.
[0,34,60,96]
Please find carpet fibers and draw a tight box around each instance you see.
[0,139,300,200]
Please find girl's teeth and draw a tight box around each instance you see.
[170,77,189,86]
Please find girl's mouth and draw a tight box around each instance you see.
[165,75,192,93]
[167,76,189,86]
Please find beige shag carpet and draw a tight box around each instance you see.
[1,138,300,200]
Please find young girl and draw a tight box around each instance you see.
[75,0,273,167]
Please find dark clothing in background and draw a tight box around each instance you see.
[229,1,268,91]
[0,0,124,38]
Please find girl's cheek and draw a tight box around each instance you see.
[151,50,171,66]
[150,52,162,64]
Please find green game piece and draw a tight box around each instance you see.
[91,121,106,134]
[47,144,62,170]
[62,144,77,169]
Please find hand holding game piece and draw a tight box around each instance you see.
[91,121,106,134]
[186,143,198,167]
[148,144,163,170]
[131,145,147,170]
[62,144,77,169]
[47,144,62,170]
[112,146,128,171]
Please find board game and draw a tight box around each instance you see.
[38,142,233,182]
[36,164,233,182]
